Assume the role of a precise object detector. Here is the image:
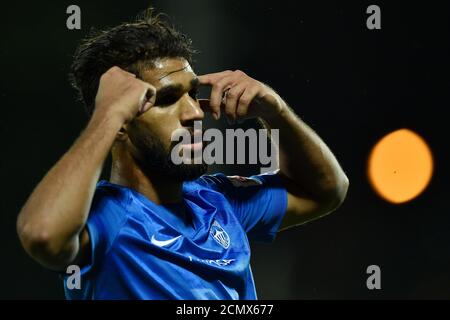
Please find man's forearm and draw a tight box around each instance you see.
[17,113,122,266]
[264,103,348,202]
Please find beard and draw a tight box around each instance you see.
[128,125,208,182]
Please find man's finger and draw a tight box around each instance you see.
[198,99,220,120]
[138,85,156,115]
[209,76,238,119]
[224,83,246,124]
[197,70,233,85]
[236,86,259,120]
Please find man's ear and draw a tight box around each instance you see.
[116,124,128,141]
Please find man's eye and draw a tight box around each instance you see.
[156,97,179,107]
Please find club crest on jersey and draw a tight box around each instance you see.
[227,175,263,188]
[210,220,230,249]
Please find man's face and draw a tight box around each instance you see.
[125,57,207,181]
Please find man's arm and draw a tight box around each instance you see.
[16,66,155,271]
[198,70,349,230]
[263,106,349,230]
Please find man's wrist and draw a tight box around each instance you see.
[262,101,290,125]
[87,110,124,135]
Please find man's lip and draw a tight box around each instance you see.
[191,129,202,140]
[181,141,203,151]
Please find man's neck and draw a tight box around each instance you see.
[109,150,183,206]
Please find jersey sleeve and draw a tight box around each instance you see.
[198,171,288,242]
[77,183,128,277]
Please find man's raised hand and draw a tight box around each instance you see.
[198,70,286,123]
[94,66,156,124]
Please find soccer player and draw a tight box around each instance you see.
[17,11,349,299]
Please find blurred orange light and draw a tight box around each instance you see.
[368,129,433,204]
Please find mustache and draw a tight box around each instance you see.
[177,126,205,142]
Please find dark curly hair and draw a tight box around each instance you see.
[70,9,196,116]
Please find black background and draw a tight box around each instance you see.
[1,0,449,299]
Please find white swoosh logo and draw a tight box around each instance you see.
[151,235,182,247]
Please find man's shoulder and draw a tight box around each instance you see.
[88,180,132,224]
[185,173,231,193]
[190,173,269,190]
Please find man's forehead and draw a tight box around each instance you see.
[142,58,195,87]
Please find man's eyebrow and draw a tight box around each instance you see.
[154,78,200,105]
[158,66,189,80]
[156,78,199,99]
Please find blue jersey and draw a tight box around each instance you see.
[63,172,287,300]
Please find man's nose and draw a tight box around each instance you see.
[179,97,204,125]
